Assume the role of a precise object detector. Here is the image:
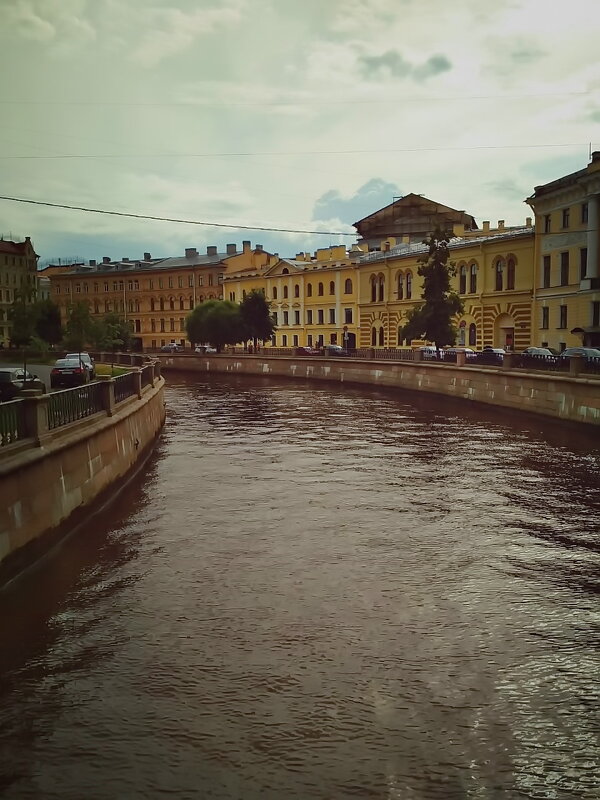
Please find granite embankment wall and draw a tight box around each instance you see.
[159,353,600,425]
[0,375,166,584]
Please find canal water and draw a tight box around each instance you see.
[1,374,599,799]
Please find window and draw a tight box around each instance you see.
[560,252,569,285]
[371,277,377,302]
[180,319,185,331]
[170,318,175,332]
[307,283,312,297]
[468,323,477,346]
[317,309,324,324]
[406,272,412,299]
[293,335,299,346]
[330,333,337,344]
[307,335,313,346]
[283,286,288,299]
[506,258,515,290]
[397,272,404,299]
[378,327,384,346]
[559,305,567,329]
[344,308,352,324]
[75,283,81,293]
[344,278,352,294]
[318,282,324,296]
[208,275,213,286]
[495,260,504,291]
[169,297,175,310]
[580,248,588,280]
[459,265,466,294]
[592,301,600,327]
[272,312,278,325]
[581,202,589,224]
[562,208,570,228]
[329,309,335,324]
[104,282,109,292]
[371,327,377,346]
[188,275,194,287]
[306,310,313,324]
[160,319,165,332]
[329,281,335,295]
[378,276,384,302]
[282,334,287,346]
[397,327,403,346]
[160,298,165,311]
[544,214,551,233]
[469,263,477,294]
[135,320,141,333]
[294,310,300,325]
[273,287,278,300]
[283,311,289,325]
[198,276,203,287]
[178,276,183,288]
[294,284,299,298]
[159,278,164,289]
[180,297,185,310]
[541,307,549,329]
[543,256,551,288]
[151,319,156,332]
[149,279,154,290]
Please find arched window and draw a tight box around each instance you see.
[397,326,403,345]
[273,286,278,299]
[159,297,165,311]
[406,272,412,299]
[378,327,385,346]
[135,300,140,312]
[282,267,289,275]
[459,265,467,294]
[507,258,515,290]
[179,296,184,310]
[378,275,384,302]
[150,298,155,311]
[468,323,477,346]
[307,283,313,297]
[318,282,324,296]
[294,284,300,297]
[329,281,335,295]
[495,259,504,291]
[344,278,352,294]
[371,277,377,302]
[469,263,478,294]
[169,297,175,310]
[371,326,377,345]
[397,272,404,299]
[189,297,194,309]
[283,285,288,299]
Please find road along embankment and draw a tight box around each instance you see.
[159,353,600,426]
[0,364,165,587]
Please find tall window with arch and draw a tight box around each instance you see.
[459,265,467,294]
[159,297,165,311]
[469,263,477,293]
[507,258,515,290]
[371,327,377,346]
[273,286,278,300]
[179,297,185,310]
[283,285,288,299]
[378,327,385,346]
[468,323,477,346]
[397,272,404,299]
[406,272,412,299]
[150,298,155,311]
[378,276,384,302]
[397,326,403,345]
[329,281,335,295]
[294,284,299,298]
[344,278,352,294]
[169,297,175,310]
[371,277,377,302]
[318,282,324,296]
[495,260,504,291]
[307,283,312,297]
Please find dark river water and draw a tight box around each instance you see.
[1,374,599,799]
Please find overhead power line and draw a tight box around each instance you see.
[0,195,356,236]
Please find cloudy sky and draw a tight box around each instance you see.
[1,0,598,265]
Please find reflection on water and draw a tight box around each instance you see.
[1,374,599,799]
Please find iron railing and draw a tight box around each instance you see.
[0,399,28,447]
[113,372,137,403]
[47,382,105,430]
[141,364,154,388]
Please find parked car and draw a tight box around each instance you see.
[558,347,600,360]
[445,347,475,354]
[475,346,505,365]
[194,345,217,354]
[0,367,46,401]
[323,344,349,356]
[522,347,555,356]
[160,343,183,353]
[50,358,90,388]
[295,346,320,356]
[65,352,95,379]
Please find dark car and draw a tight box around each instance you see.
[65,352,96,379]
[475,346,505,365]
[50,358,90,388]
[295,346,320,356]
[323,344,349,357]
[160,343,183,353]
[558,347,600,360]
[0,367,46,401]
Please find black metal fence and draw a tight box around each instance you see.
[113,372,137,403]
[47,382,105,430]
[141,364,154,388]
[0,399,28,447]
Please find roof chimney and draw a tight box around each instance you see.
[103,256,111,263]
[243,240,251,253]
[89,259,96,266]
[207,245,217,256]
[226,243,237,255]
[498,220,505,230]
[591,151,600,163]
[144,252,151,261]
[255,244,263,252]
[482,221,490,233]
[526,216,532,227]
[185,247,198,259]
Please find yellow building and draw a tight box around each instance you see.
[526,152,600,350]
[0,237,39,347]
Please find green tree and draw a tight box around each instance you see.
[239,289,276,349]
[401,228,463,349]
[34,299,63,346]
[90,313,131,351]
[185,300,245,352]
[8,289,37,348]
[63,301,94,352]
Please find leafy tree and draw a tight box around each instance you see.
[63,301,94,352]
[8,290,37,348]
[90,313,132,351]
[239,289,276,349]
[401,228,463,349]
[185,300,245,352]
[34,299,63,346]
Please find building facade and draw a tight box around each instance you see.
[0,237,39,347]
[527,152,600,349]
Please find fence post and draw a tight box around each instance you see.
[413,349,423,362]
[98,376,116,416]
[133,368,143,399]
[153,360,162,380]
[502,353,516,370]
[569,355,584,376]
[456,351,466,367]
[22,394,50,446]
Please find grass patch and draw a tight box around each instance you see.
[96,363,131,377]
